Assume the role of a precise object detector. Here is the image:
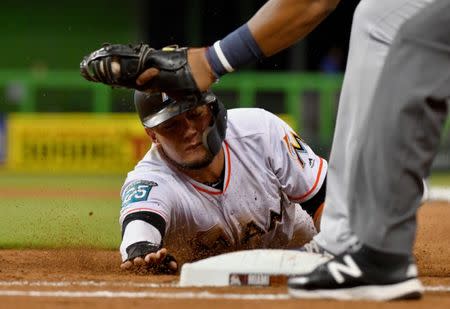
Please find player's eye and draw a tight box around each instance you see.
[187,105,208,119]
[158,119,178,131]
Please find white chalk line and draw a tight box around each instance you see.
[0,290,290,300]
[424,285,450,292]
[427,187,450,202]
[1,280,449,291]
[0,281,448,299]
[0,280,175,288]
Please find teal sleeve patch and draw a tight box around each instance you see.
[122,180,158,208]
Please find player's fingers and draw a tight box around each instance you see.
[157,248,168,262]
[152,250,162,262]
[145,252,158,264]
[133,257,145,266]
[136,68,160,86]
[168,261,178,271]
[121,261,133,270]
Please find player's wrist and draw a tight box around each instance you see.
[125,241,161,261]
[187,47,217,91]
[205,23,265,77]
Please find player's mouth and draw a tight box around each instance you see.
[185,142,203,151]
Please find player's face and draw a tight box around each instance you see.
[151,105,214,169]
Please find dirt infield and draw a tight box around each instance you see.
[0,201,449,308]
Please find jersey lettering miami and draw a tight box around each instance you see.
[119,108,328,262]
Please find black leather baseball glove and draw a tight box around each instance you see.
[80,43,200,95]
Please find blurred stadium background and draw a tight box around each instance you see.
[0,0,448,249]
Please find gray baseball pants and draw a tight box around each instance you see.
[350,0,450,255]
[314,0,435,254]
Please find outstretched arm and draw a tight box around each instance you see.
[81,0,340,94]
[137,0,340,91]
[248,0,340,56]
[119,216,178,273]
[119,179,178,273]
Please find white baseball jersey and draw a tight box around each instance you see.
[119,108,327,262]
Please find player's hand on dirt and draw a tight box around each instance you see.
[144,247,178,271]
[136,47,216,93]
[121,247,178,273]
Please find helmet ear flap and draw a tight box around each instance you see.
[202,96,227,156]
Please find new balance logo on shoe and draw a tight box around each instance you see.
[288,244,424,301]
[327,255,362,284]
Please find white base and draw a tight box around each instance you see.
[179,249,330,287]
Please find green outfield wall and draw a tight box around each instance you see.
[0,71,449,172]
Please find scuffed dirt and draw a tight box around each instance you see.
[0,202,449,308]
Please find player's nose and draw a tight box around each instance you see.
[178,116,200,138]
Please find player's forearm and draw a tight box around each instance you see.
[133,0,341,91]
[248,0,340,56]
[120,220,163,261]
[203,0,340,81]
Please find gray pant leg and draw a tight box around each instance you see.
[351,0,450,255]
[315,0,434,255]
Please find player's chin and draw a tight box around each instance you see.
[180,152,214,170]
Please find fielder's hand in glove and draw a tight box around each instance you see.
[80,43,215,95]
[136,47,215,93]
[120,241,178,274]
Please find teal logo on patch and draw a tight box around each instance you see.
[122,180,158,208]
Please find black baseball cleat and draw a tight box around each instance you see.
[288,243,423,301]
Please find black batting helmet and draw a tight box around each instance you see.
[134,91,227,156]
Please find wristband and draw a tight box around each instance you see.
[205,24,264,77]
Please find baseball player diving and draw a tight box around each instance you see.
[118,91,327,272]
[80,0,442,299]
